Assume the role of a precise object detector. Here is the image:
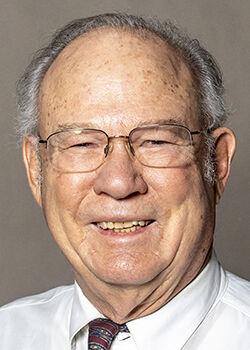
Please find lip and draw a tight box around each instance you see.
[90,216,155,223]
[90,220,156,237]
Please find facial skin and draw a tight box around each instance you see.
[23,28,236,323]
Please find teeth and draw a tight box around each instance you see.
[107,222,114,229]
[113,227,137,233]
[100,222,108,229]
[139,221,146,226]
[114,222,124,229]
[124,221,136,228]
[96,220,151,231]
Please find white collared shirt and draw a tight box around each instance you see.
[0,254,250,349]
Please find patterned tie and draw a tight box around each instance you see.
[88,318,129,350]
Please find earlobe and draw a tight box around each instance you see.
[22,136,42,207]
[212,127,236,204]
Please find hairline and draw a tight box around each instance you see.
[39,26,201,136]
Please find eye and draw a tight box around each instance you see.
[141,139,172,147]
[70,142,96,148]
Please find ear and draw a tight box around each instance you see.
[22,136,42,207]
[212,127,236,204]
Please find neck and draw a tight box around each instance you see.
[75,247,213,324]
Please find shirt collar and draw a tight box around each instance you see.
[69,282,103,342]
[127,252,227,349]
[69,252,227,349]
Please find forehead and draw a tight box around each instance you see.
[39,28,199,135]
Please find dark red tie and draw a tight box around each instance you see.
[88,318,129,350]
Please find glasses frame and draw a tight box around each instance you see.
[38,123,208,172]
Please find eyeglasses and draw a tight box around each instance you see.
[38,124,205,173]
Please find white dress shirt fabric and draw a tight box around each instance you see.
[0,254,250,349]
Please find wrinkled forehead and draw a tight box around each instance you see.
[39,27,199,134]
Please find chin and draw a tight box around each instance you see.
[88,258,163,286]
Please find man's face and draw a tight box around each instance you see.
[33,29,215,290]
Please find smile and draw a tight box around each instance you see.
[95,220,154,233]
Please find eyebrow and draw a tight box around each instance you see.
[56,117,188,132]
[57,122,97,131]
[137,117,188,127]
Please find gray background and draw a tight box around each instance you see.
[0,0,249,306]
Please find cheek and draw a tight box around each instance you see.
[41,170,96,253]
[145,165,208,248]
[146,165,196,207]
[43,172,94,212]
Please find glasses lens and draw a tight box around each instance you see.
[48,129,107,172]
[130,125,193,168]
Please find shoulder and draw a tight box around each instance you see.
[221,270,250,318]
[0,284,74,348]
[0,284,74,324]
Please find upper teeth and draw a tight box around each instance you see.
[96,220,150,230]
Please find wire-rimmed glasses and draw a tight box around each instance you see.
[38,124,204,173]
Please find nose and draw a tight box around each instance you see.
[93,140,148,199]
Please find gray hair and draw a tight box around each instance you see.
[17,12,226,182]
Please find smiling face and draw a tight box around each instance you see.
[24,28,217,313]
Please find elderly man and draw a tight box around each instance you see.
[0,13,249,350]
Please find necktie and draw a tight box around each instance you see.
[88,318,129,350]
